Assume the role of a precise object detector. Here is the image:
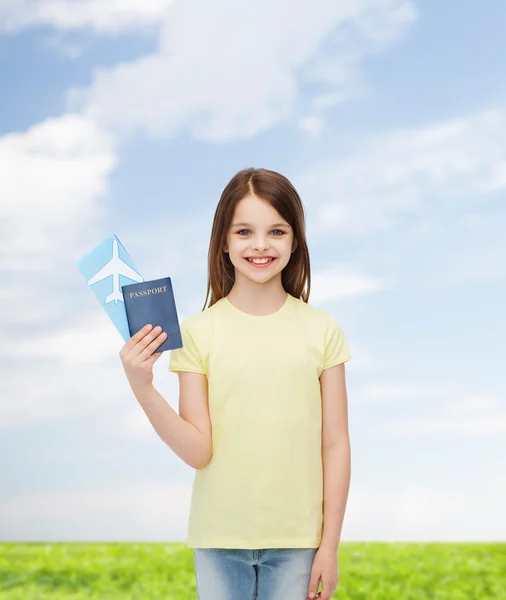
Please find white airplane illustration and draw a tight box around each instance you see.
[87,239,143,304]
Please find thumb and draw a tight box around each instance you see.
[307,571,320,599]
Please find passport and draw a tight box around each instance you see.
[122,277,183,353]
[76,234,183,353]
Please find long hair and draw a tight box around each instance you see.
[201,167,311,311]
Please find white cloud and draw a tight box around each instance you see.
[0,112,118,404]
[310,266,386,304]
[0,0,174,34]
[360,383,456,404]
[345,477,506,541]
[67,0,417,141]
[0,353,125,430]
[297,108,506,236]
[43,33,84,59]
[384,399,506,435]
[2,476,504,542]
[423,211,506,285]
[311,91,348,110]
[346,483,453,540]
[0,482,193,542]
[359,382,506,435]
[0,115,119,437]
[0,113,116,273]
[299,116,325,137]
[0,311,182,430]
[0,312,122,364]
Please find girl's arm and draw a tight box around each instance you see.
[132,381,212,470]
[319,362,351,552]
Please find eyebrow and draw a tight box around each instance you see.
[232,222,291,228]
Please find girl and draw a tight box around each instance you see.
[120,167,352,600]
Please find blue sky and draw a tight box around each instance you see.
[1,0,505,543]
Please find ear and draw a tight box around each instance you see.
[292,238,298,252]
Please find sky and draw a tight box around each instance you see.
[1,0,505,543]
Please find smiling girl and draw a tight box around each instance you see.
[120,167,352,600]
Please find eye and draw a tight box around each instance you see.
[236,229,286,236]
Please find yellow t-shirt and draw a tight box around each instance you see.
[168,292,351,549]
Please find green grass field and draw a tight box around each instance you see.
[1,542,504,599]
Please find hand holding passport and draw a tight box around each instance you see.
[122,276,182,352]
[76,234,183,353]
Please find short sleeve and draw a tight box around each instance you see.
[169,319,206,375]
[323,314,351,370]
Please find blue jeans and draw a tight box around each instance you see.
[193,547,319,600]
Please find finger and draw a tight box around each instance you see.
[307,575,320,599]
[319,581,331,600]
[139,330,167,361]
[122,324,153,353]
[131,326,163,358]
[321,580,332,599]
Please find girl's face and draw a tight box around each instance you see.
[224,194,297,284]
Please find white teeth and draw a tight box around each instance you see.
[247,258,273,264]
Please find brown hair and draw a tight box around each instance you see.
[201,167,311,311]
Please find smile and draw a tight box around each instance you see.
[244,257,277,268]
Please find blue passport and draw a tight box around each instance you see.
[122,277,183,353]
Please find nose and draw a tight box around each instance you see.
[253,236,270,251]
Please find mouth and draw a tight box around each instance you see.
[244,257,277,268]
